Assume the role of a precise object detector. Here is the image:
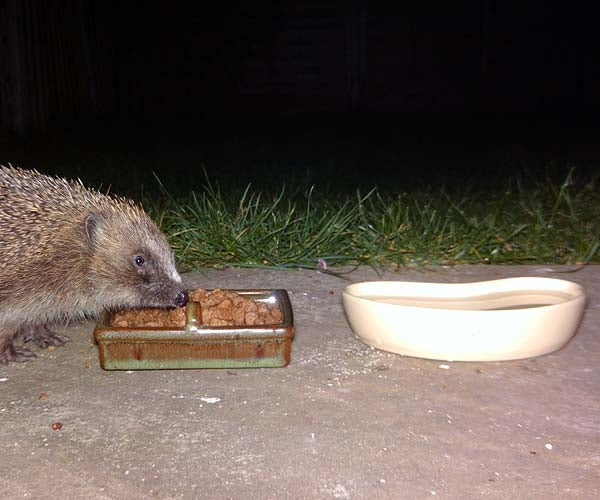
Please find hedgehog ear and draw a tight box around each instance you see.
[84,213,105,246]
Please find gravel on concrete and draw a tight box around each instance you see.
[1,265,598,500]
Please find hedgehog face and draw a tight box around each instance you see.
[85,212,188,310]
[122,245,188,308]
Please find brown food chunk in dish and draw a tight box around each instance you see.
[111,307,186,328]
[192,289,283,326]
[110,289,283,328]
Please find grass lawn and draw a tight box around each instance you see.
[154,167,600,271]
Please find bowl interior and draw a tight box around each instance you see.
[344,278,583,311]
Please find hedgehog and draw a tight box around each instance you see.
[0,165,188,363]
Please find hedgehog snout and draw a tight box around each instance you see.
[174,290,188,308]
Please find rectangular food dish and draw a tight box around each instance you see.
[94,289,294,370]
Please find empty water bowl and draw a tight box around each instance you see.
[342,277,586,361]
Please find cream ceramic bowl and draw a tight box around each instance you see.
[342,277,586,361]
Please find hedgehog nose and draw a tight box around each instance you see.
[175,290,188,307]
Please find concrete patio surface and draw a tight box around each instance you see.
[1,265,598,499]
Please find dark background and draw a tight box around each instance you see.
[1,0,599,190]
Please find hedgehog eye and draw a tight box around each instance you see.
[133,255,146,267]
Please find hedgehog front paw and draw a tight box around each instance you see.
[0,339,37,364]
[19,324,70,348]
